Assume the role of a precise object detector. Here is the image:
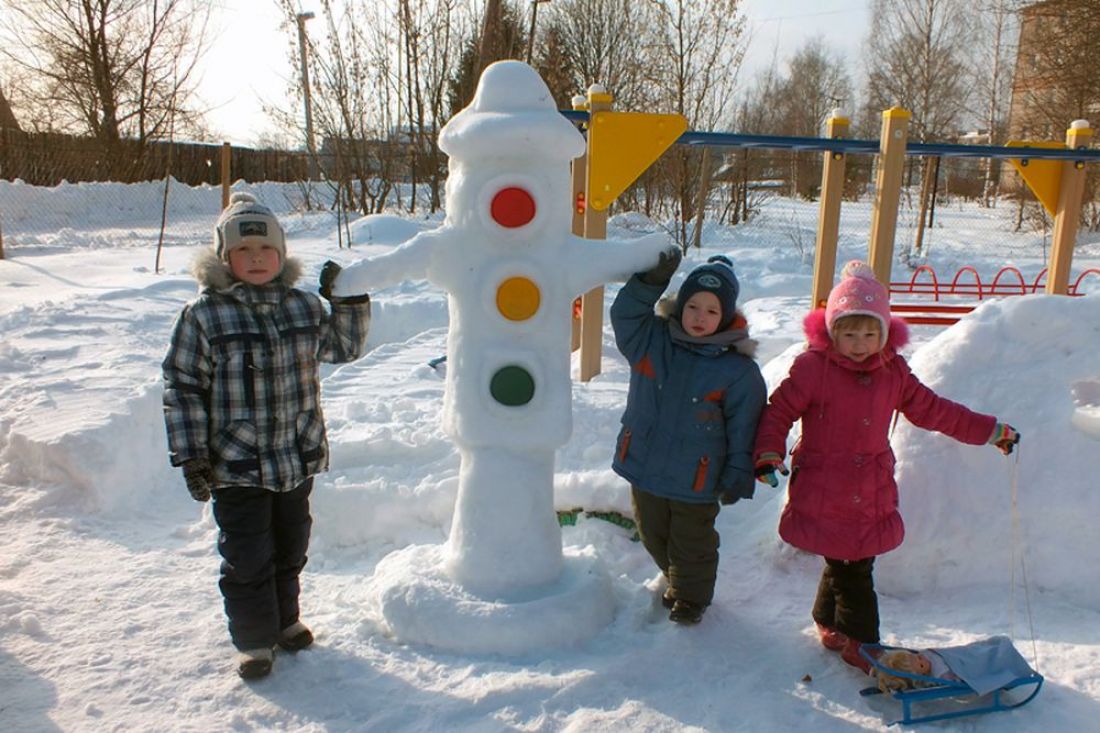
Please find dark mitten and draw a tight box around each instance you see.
[318,260,342,301]
[638,247,683,286]
[718,475,755,505]
[182,457,213,502]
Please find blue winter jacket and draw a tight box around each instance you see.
[611,276,767,504]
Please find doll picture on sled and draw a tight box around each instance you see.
[860,636,1043,726]
[875,649,958,693]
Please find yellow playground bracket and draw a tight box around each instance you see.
[1007,140,1066,216]
[585,111,687,211]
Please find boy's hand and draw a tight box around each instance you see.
[989,422,1020,455]
[717,476,753,506]
[181,457,213,502]
[318,260,342,300]
[638,247,682,286]
[754,452,789,488]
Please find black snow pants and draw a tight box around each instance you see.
[812,556,880,644]
[211,479,313,651]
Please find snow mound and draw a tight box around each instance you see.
[883,293,1100,608]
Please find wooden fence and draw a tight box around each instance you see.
[0,130,308,186]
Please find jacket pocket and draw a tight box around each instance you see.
[296,409,327,474]
[210,420,260,477]
[693,456,710,492]
[618,428,633,463]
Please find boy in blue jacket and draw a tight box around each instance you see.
[611,250,766,624]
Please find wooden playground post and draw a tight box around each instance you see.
[570,94,588,352]
[1046,119,1093,295]
[220,142,232,209]
[578,85,613,382]
[867,107,910,285]
[810,109,849,308]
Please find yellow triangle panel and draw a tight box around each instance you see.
[586,111,687,211]
[1007,140,1065,216]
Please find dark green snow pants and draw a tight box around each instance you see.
[631,486,720,606]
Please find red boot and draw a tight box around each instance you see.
[841,638,872,674]
[816,623,849,652]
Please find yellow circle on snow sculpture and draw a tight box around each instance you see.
[496,277,541,321]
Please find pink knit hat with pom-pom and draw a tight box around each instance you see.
[825,261,891,347]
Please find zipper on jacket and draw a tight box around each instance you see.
[693,456,710,492]
[244,352,257,410]
[618,429,632,462]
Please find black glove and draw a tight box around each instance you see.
[181,457,213,502]
[638,247,682,286]
[318,260,342,301]
[717,476,754,506]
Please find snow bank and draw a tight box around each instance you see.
[883,293,1100,608]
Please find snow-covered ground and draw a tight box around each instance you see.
[2,179,1100,732]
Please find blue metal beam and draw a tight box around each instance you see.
[559,110,1100,162]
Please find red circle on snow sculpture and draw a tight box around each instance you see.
[490,187,536,228]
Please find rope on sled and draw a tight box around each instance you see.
[1009,445,1040,672]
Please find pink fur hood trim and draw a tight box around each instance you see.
[803,308,910,353]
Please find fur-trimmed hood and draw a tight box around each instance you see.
[656,294,758,358]
[802,307,909,367]
[191,248,303,292]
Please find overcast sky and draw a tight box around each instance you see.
[196,0,870,148]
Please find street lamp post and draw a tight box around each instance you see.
[296,12,316,188]
[526,0,550,64]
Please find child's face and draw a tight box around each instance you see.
[229,241,281,285]
[682,291,723,337]
[834,323,882,362]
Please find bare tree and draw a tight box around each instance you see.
[774,37,853,198]
[972,0,1017,206]
[540,0,662,112]
[0,0,210,151]
[1011,0,1100,134]
[862,0,974,142]
[273,0,470,216]
[646,0,747,246]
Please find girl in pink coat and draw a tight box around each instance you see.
[752,261,1020,673]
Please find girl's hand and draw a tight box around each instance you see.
[989,423,1020,455]
[754,452,789,487]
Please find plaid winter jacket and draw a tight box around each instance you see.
[162,252,371,492]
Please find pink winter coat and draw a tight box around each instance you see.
[754,310,996,561]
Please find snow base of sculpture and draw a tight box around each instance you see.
[368,543,615,655]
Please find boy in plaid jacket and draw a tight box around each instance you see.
[162,193,370,679]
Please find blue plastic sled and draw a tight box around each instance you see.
[858,639,1043,726]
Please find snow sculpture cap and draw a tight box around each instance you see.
[438,60,584,162]
[825,260,891,347]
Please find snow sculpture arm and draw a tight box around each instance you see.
[563,231,670,297]
[330,230,441,297]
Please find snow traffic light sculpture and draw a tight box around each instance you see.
[333,61,667,651]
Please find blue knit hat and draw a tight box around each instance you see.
[676,255,740,331]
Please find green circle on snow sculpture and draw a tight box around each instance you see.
[490,365,535,406]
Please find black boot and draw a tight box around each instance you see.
[669,599,706,625]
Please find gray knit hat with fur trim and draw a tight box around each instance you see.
[214,192,286,262]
